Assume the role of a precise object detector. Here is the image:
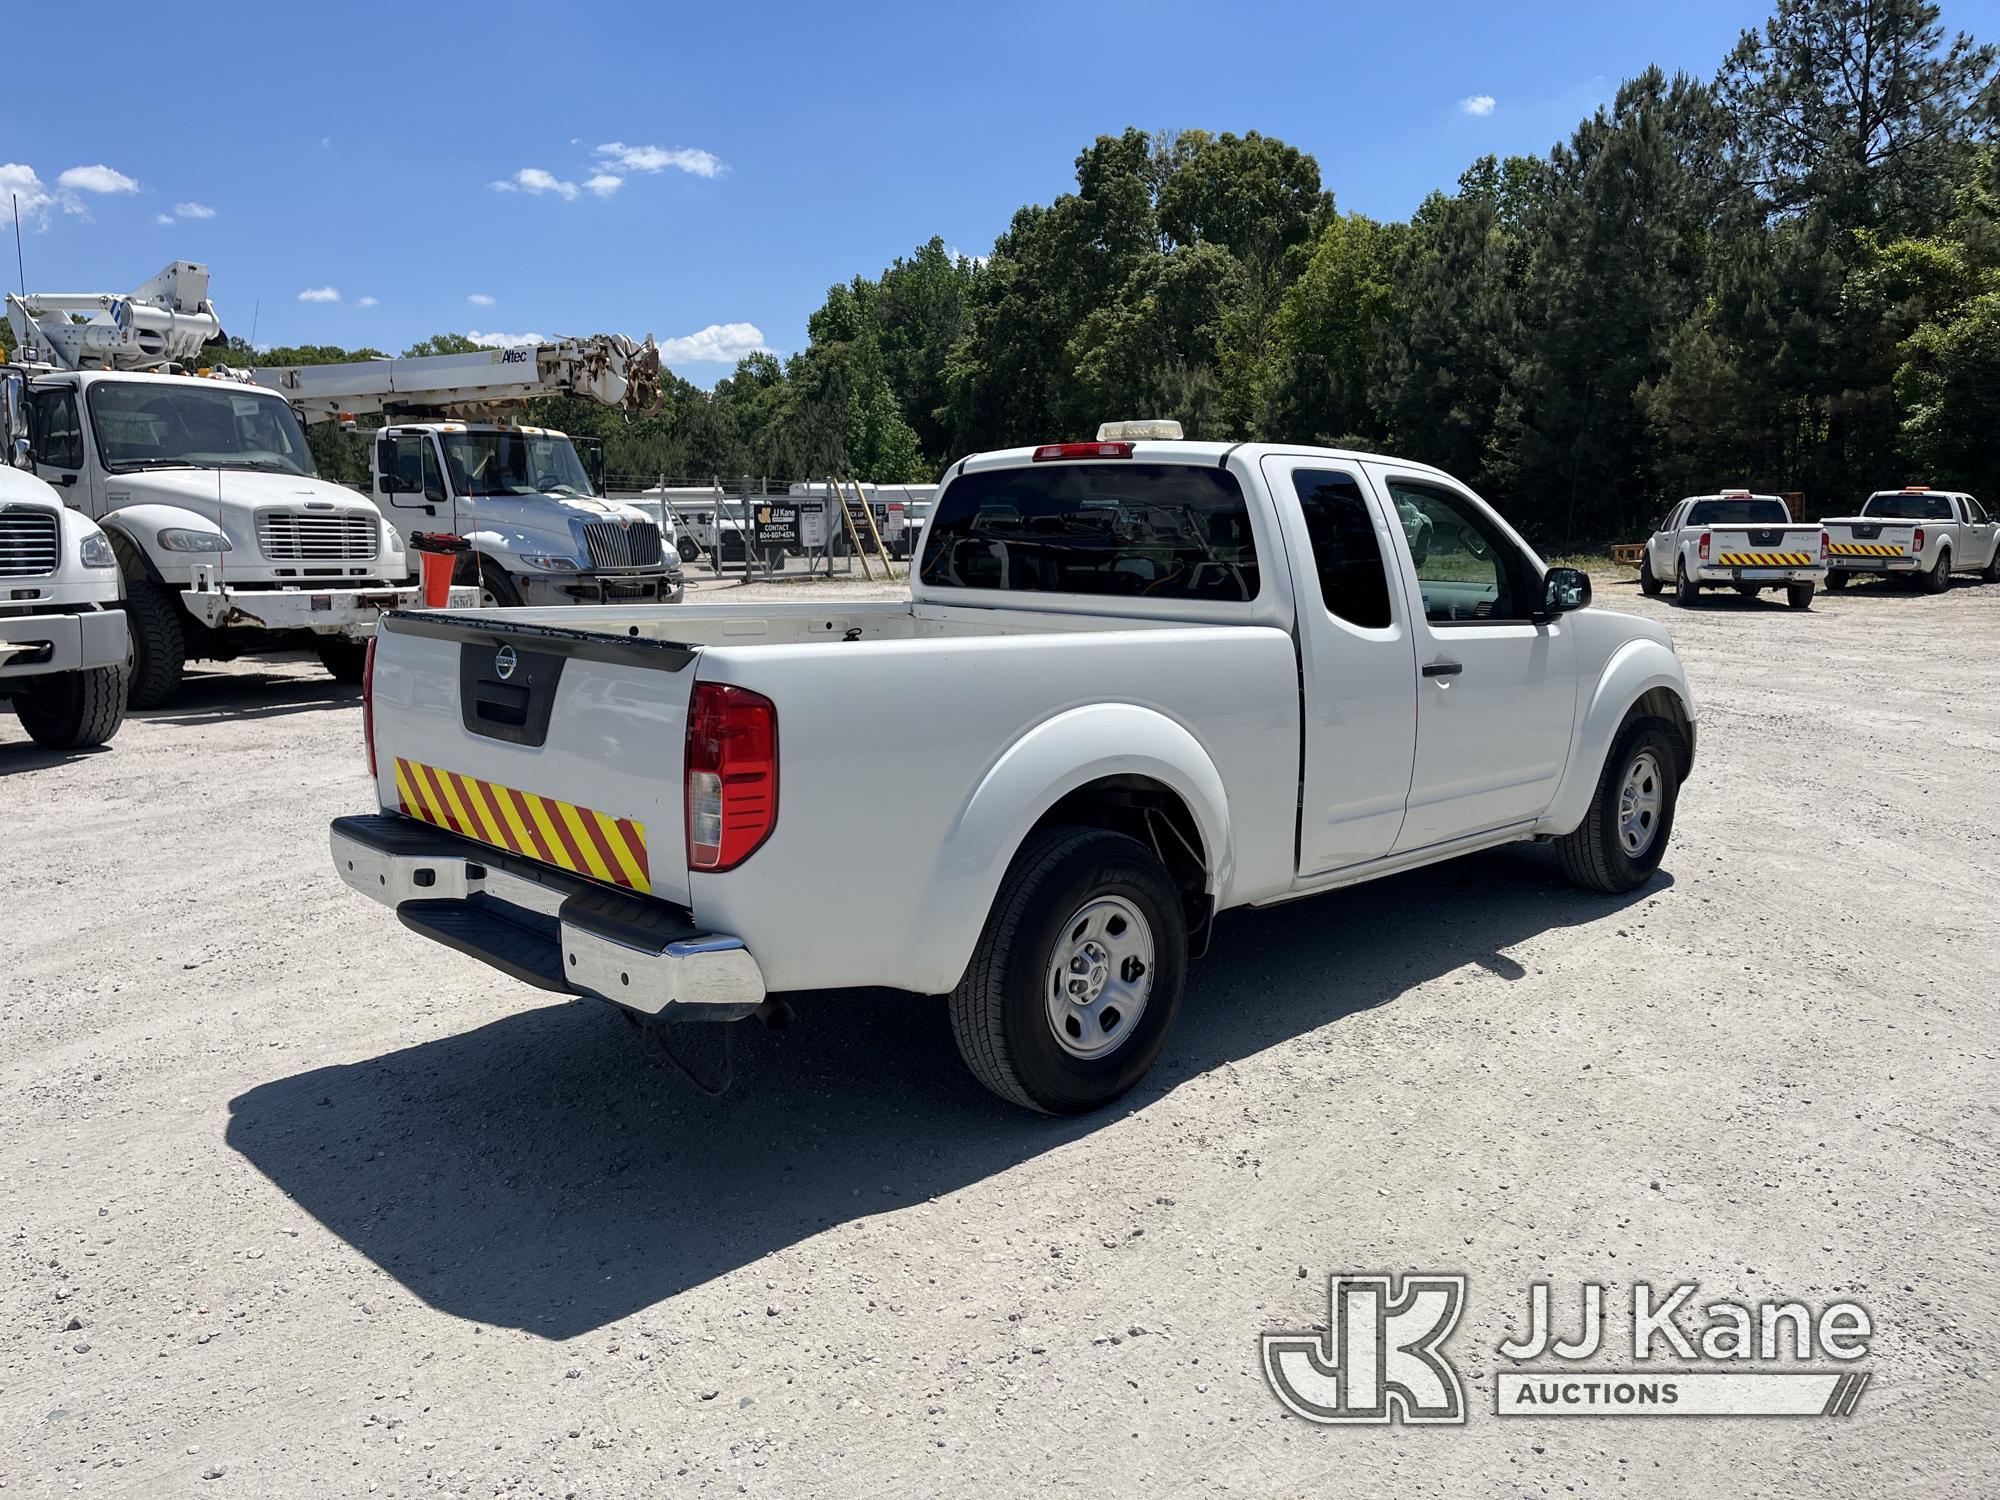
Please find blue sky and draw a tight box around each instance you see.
[7,0,1995,386]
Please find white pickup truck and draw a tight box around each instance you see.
[330,433,1697,1113]
[1822,488,2000,593]
[1639,491,1826,608]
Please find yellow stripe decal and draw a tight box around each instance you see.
[393,756,651,893]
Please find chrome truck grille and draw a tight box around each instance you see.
[581,519,664,571]
[257,509,379,562]
[0,509,61,577]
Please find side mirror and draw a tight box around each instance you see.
[1542,566,1592,616]
[2,374,30,469]
[374,441,397,487]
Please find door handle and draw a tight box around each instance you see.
[1422,660,1463,679]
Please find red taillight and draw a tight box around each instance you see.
[1698,531,1711,562]
[1031,441,1133,462]
[1819,529,1830,564]
[362,634,378,779]
[1911,527,1925,556]
[685,682,778,872]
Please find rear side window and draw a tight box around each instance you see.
[1686,498,1789,525]
[1294,469,1391,628]
[918,463,1259,601]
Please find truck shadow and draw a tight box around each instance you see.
[226,845,1666,1340]
[0,736,113,773]
[131,669,357,726]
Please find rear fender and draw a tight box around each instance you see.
[1539,638,1693,837]
[902,703,1232,995]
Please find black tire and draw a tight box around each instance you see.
[457,555,526,608]
[1734,583,1760,598]
[1638,551,1662,596]
[1825,570,1848,590]
[1553,718,1681,894]
[1921,550,1951,593]
[1674,561,1699,607]
[1984,547,2000,584]
[676,535,701,563]
[123,579,186,709]
[314,635,367,683]
[948,826,1187,1115]
[13,666,128,749]
[1786,581,1814,610]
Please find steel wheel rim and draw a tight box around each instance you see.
[1617,749,1664,857]
[1044,895,1155,1061]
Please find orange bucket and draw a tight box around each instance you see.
[419,548,456,608]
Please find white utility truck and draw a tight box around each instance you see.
[328,425,1697,1114]
[1639,490,1827,608]
[1821,488,2000,592]
[5,263,459,706]
[0,416,128,749]
[251,341,683,608]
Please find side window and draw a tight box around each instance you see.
[421,438,446,502]
[1962,496,1990,525]
[29,389,84,470]
[1386,479,1532,624]
[1293,469,1392,629]
[1655,503,1680,534]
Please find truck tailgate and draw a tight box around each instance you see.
[1824,519,1917,560]
[367,612,697,907]
[1704,525,1822,567]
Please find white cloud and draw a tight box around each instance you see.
[1,163,55,226]
[467,293,496,307]
[947,245,990,269]
[297,286,341,303]
[356,296,379,308]
[466,329,546,348]
[173,200,216,219]
[584,173,623,197]
[58,163,140,194]
[491,167,579,201]
[1458,94,1497,117]
[154,213,175,225]
[594,142,724,179]
[658,322,769,364]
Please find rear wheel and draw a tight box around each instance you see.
[1638,551,1662,597]
[1674,561,1699,607]
[1554,719,1681,894]
[1922,550,1951,593]
[676,535,701,564]
[1786,581,1814,610]
[13,666,128,749]
[1825,569,1848,590]
[948,826,1186,1115]
[123,579,186,709]
[314,636,367,683]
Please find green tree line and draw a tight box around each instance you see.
[54,0,2000,547]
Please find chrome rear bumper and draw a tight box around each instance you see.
[330,813,765,1020]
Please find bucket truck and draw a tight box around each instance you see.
[4,262,466,707]
[250,338,684,608]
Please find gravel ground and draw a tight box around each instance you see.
[1,570,1995,1497]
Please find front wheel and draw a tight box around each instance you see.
[948,826,1187,1114]
[13,666,128,749]
[1786,581,1815,610]
[456,555,526,608]
[1554,719,1681,894]
[123,579,186,709]
[677,535,701,564]
[1983,546,2000,584]
[315,635,367,684]
[1639,551,1663,597]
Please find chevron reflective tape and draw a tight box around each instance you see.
[1714,551,1814,566]
[1828,542,1907,557]
[392,756,651,893]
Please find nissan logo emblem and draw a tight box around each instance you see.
[495,645,518,681]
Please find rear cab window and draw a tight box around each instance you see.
[1686,498,1790,525]
[1861,493,1953,521]
[918,463,1259,601]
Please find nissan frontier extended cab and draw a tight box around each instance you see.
[1821,488,2000,592]
[1640,490,1826,608]
[330,431,1697,1113]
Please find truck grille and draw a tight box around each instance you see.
[580,520,663,571]
[257,509,379,562]
[0,509,61,577]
